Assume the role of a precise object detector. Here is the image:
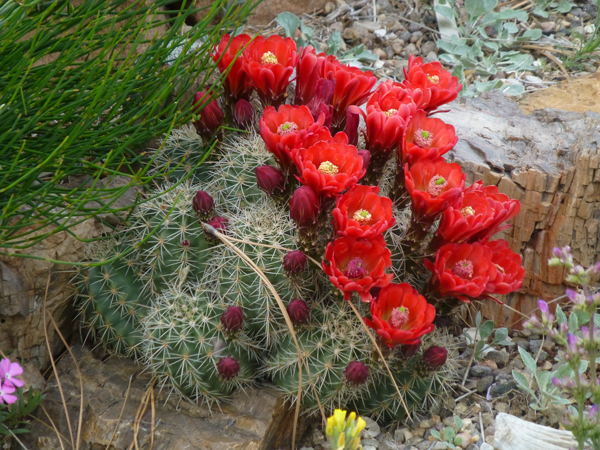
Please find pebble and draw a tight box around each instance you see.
[489,380,518,398]
[541,21,555,32]
[477,375,494,393]
[410,31,423,43]
[485,350,509,368]
[470,364,493,377]
[419,419,434,429]
[324,1,336,14]
[399,31,412,42]
[420,40,436,55]
[424,51,438,62]
[395,428,412,443]
[363,417,380,438]
[455,432,472,449]
[455,403,469,415]
[402,43,417,56]
[481,444,494,450]
[391,39,404,55]
[482,412,494,426]
[362,438,380,446]
[373,48,388,59]
[342,28,360,42]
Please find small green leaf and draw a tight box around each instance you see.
[476,311,482,328]
[512,370,536,396]
[480,320,495,339]
[444,426,456,441]
[465,0,497,17]
[520,29,543,40]
[495,327,508,341]
[327,31,342,55]
[497,9,528,21]
[434,4,456,21]
[503,22,519,34]
[276,12,301,38]
[500,83,524,96]
[556,0,573,13]
[300,21,314,40]
[454,415,463,431]
[557,305,568,326]
[431,430,442,440]
[569,311,579,333]
[518,346,538,373]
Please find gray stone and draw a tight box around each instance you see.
[490,380,518,398]
[353,21,381,35]
[529,339,543,355]
[420,40,436,55]
[410,31,423,43]
[402,43,417,56]
[343,27,360,42]
[399,31,411,42]
[23,345,313,450]
[485,350,510,368]
[477,375,495,393]
[425,51,438,62]
[470,364,493,377]
[391,39,404,55]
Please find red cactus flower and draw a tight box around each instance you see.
[424,242,496,301]
[213,34,253,102]
[434,181,521,246]
[289,186,321,228]
[364,283,435,348]
[422,346,448,371]
[192,91,224,140]
[402,55,462,111]
[332,185,395,238]
[322,235,393,302]
[344,361,369,384]
[483,240,525,296]
[401,110,458,166]
[242,35,298,106]
[294,48,377,131]
[405,157,465,225]
[260,104,327,172]
[293,141,366,197]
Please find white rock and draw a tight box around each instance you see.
[374,28,387,38]
[480,444,494,450]
[494,413,588,450]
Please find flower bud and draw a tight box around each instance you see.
[345,109,360,146]
[287,299,310,325]
[193,190,214,215]
[289,186,320,227]
[358,150,371,170]
[221,306,244,332]
[233,99,255,128]
[255,165,285,195]
[216,356,240,380]
[283,250,307,275]
[193,90,224,140]
[344,361,369,385]
[422,346,447,371]
[206,216,229,234]
[399,341,422,358]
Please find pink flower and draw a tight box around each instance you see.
[0,358,24,388]
[0,380,17,405]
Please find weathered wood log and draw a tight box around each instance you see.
[444,92,600,327]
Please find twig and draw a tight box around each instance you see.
[454,388,477,402]
[540,50,570,77]
[106,375,134,449]
[479,411,485,442]
[32,409,69,450]
[7,429,28,450]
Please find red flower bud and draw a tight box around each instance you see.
[345,109,360,146]
[181,239,190,248]
[207,216,228,234]
[233,99,254,128]
[283,250,307,274]
[193,90,224,140]
[193,190,214,215]
[287,299,310,324]
[422,346,448,371]
[344,361,369,385]
[216,356,240,380]
[358,150,371,169]
[399,341,422,358]
[221,306,244,331]
[255,165,285,195]
[289,186,320,227]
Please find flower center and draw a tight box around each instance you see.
[277,121,299,135]
[452,259,474,279]
[414,129,434,148]
[261,51,278,65]
[427,175,448,197]
[495,263,505,274]
[384,108,397,117]
[427,74,440,84]
[460,206,475,216]
[318,161,339,175]
[352,209,372,224]
[343,257,367,279]
[390,306,409,328]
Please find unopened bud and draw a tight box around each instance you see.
[289,186,320,227]
[344,361,369,385]
[207,216,229,234]
[193,90,224,140]
[422,346,447,371]
[287,299,310,325]
[399,341,422,358]
[255,165,285,195]
[193,190,214,215]
[233,99,254,128]
[283,250,307,275]
[216,356,240,380]
[221,306,244,332]
[358,150,371,170]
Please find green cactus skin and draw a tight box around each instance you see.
[143,285,257,404]
[132,182,213,293]
[76,243,150,358]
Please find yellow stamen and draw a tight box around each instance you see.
[461,206,475,216]
[318,161,339,175]
[261,51,278,65]
[384,108,397,117]
[352,209,372,224]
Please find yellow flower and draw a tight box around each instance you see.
[325,409,366,450]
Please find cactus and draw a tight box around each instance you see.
[143,285,258,404]
[76,241,150,357]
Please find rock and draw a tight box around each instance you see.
[545,404,566,426]
[495,402,510,413]
[493,412,588,450]
[481,444,494,450]
[420,40,436,55]
[395,428,412,443]
[477,376,494,393]
[419,419,434,429]
[402,43,417,56]
[470,365,493,377]
[373,48,388,59]
[482,413,494,426]
[391,39,404,55]
[481,360,498,370]
[411,427,426,438]
[445,92,600,328]
[425,51,438,63]
[529,339,543,354]
[489,380,518,398]
[455,432,472,449]
[343,27,361,42]
[324,1,336,13]
[23,346,313,450]
[0,218,107,369]
[410,31,423,43]
[486,350,510,368]
[353,20,382,35]
[363,416,381,438]
[541,21,556,32]
[455,403,469,415]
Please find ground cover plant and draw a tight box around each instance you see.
[73,27,526,440]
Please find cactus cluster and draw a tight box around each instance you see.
[73,33,527,424]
